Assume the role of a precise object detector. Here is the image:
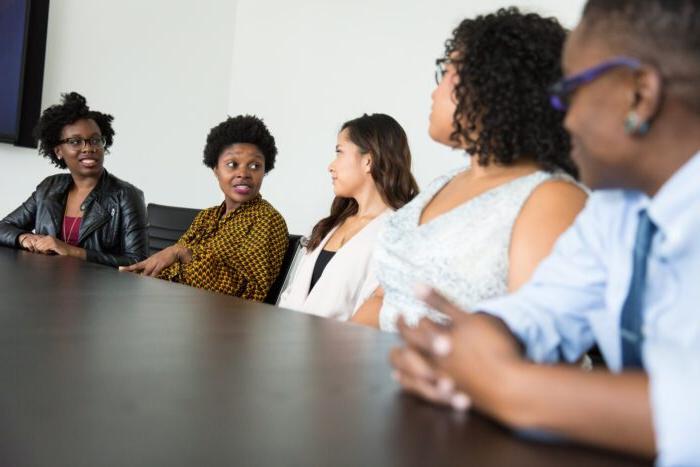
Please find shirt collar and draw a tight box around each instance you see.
[647,151,700,246]
[218,195,263,220]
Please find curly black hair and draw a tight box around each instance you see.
[33,92,115,169]
[444,7,577,177]
[202,115,278,172]
[582,0,700,114]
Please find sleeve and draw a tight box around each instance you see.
[176,209,207,249]
[214,210,289,301]
[646,340,700,466]
[476,198,609,364]
[156,209,208,281]
[352,253,380,315]
[0,189,39,248]
[85,187,149,267]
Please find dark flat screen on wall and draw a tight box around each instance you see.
[0,0,29,142]
[0,0,49,147]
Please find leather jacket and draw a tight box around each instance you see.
[0,170,148,267]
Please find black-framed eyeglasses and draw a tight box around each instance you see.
[58,135,107,150]
[549,57,642,112]
[435,58,452,85]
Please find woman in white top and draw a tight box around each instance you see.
[279,114,419,320]
[352,8,588,331]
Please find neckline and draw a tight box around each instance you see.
[319,209,390,253]
[416,169,545,229]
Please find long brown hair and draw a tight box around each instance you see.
[307,113,419,251]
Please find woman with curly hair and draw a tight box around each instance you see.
[121,115,288,301]
[0,92,148,267]
[278,113,418,320]
[352,8,588,331]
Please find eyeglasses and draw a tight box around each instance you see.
[549,57,641,112]
[435,58,451,85]
[58,135,107,151]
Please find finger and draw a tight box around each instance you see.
[390,346,439,383]
[414,284,469,320]
[391,363,468,410]
[398,316,452,358]
[143,262,162,277]
[119,262,141,272]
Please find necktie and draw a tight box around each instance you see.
[620,209,657,369]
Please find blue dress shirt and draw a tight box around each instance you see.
[477,152,700,466]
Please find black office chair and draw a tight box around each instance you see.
[146,203,201,255]
[264,234,303,305]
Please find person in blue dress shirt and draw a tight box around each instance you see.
[389,1,700,465]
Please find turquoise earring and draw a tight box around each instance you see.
[624,111,650,136]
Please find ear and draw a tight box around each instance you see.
[54,146,63,160]
[363,153,373,174]
[630,66,663,124]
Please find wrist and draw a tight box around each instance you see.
[491,360,539,430]
[175,245,192,263]
[68,245,86,260]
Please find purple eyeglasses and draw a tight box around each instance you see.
[549,57,641,112]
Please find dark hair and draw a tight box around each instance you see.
[444,7,577,177]
[582,0,700,114]
[306,113,419,251]
[33,92,115,169]
[203,115,277,172]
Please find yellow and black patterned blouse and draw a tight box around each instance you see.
[158,196,288,301]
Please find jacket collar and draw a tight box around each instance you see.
[42,170,116,244]
[78,170,113,243]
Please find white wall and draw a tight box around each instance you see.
[1,0,585,236]
[0,0,238,215]
[228,0,585,234]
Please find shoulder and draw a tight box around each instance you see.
[36,173,71,191]
[193,205,222,224]
[525,177,588,210]
[252,198,287,227]
[103,171,145,200]
[514,177,588,238]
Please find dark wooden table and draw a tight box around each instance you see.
[0,247,650,467]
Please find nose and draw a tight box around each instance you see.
[234,165,252,179]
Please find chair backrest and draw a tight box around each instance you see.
[264,234,303,305]
[147,203,201,255]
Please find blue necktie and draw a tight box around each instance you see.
[620,210,657,369]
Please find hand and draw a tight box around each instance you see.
[32,235,76,256]
[119,245,190,277]
[18,233,46,252]
[390,315,471,410]
[390,286,523,413]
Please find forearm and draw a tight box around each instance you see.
[0,222,29,248]
[351,294,382,328]
[491,363,655,458]
[67,245,87,261]
[441,313,655,458]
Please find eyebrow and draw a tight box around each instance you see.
[222,153,264,161]
[63,132,101,138]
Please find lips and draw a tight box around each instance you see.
[79,157,99,168]
[233,184,252,195]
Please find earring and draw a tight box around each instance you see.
[624,111,650,136]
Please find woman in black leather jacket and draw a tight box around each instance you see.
[0,92,148,267]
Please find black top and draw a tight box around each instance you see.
[309,248,335,293]
[0,169,148,267]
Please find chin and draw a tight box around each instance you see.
[229,192,258,204]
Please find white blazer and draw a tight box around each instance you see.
[278,211,391,321]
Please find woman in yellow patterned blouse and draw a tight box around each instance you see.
[121,115,288,301]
